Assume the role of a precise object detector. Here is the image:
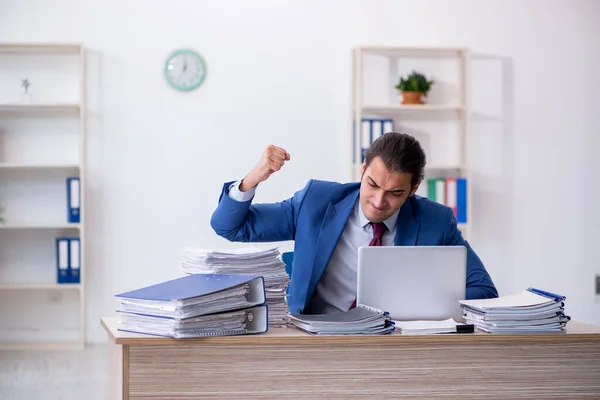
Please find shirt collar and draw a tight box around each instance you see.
[356,199,400,232]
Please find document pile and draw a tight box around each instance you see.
[182,246,290,328]
[115,274,268,338]
[394,318,474,334]
[288,305,395,335]
[459,287,571,333]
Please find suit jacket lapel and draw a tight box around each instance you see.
[305,190,359,306]
[394,197,419,246]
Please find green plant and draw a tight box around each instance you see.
[0,204,4,224]
[395,71,434,96]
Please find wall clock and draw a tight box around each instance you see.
[163,49,206,91]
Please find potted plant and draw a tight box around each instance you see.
[395,71,434,105]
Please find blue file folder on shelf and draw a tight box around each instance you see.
[353,118,394,163]
[456,178,467,223]
[56,237,70,284]
[69,238,80,284]
[115,274,268,337]
[66,177,80,223]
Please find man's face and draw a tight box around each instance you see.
[359,156,419,223]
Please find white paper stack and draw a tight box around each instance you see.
[394,318,473,334]
[182,246,291,328]
[459,287,571,334]
[288,305,395,335]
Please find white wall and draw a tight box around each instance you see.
[1,0,598,343]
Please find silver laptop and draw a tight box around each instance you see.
[356,246,467,321]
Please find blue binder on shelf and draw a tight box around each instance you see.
[66,176,80,223]
[56,237,70,284]
[69,238,81,284]
[353,118,394,163]
[456,178,467,223]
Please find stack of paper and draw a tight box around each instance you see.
[182,246,290,328]
[394,318,474,334]
[459,287,571,333]
[288,305,395,335]
[115,274,268,338]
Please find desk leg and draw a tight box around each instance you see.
[108,337,129,400]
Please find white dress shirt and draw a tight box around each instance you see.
[227,180,399,314]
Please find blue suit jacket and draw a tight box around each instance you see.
[210,179,498,314]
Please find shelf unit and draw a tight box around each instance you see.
[351,46,471,238]
[0,42,86,349]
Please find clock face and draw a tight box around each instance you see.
[164,49,206,91]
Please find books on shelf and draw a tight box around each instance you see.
[181,246,291,328]
[421,177,467,223]
[288,304,395,335]
[459,287,571,334]
[115,274,268,338]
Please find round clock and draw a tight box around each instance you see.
[163,49,206,91]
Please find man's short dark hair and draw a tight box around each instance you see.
[364,132,426,187]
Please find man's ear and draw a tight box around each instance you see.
[409,182,421,197]
[361,160,367,176]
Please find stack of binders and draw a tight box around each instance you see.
[288,304,395,335]
[115,274,268,338]
[181,246,290,328]
[459,287,571,333]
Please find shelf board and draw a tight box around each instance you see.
[353,163,465,172]
[357,105,464,114]
[0,223,80,230]
[0,162,80,170]
[0,283,81,290]
[357,46,466,57]
[425,165,465,172]
[0,103,80,112]
[0,341,84,351]
[0,42,82,53]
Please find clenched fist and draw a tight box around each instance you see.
[240,145,290,192]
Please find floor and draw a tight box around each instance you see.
[0,344,108,400]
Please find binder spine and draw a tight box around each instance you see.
[56,237,70,284]
[176,328,246,338]
[526,287,566,301]
[69,238,81,284]
[66,177,81,223]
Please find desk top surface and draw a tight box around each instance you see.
[101,317,600,346]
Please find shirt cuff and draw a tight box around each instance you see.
[228,179,256,202]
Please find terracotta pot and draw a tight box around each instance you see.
[401,91,424,105]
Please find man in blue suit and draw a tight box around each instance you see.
[211,132,498,315]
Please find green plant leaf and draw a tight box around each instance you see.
[395,70,434,95]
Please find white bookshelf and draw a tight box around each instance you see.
[352,46,472,239]
[0,42,86,349]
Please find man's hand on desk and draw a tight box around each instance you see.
[240,145,291,192]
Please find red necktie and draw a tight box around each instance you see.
[349,222,387,310]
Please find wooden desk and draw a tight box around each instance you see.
[101,317,600,399]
